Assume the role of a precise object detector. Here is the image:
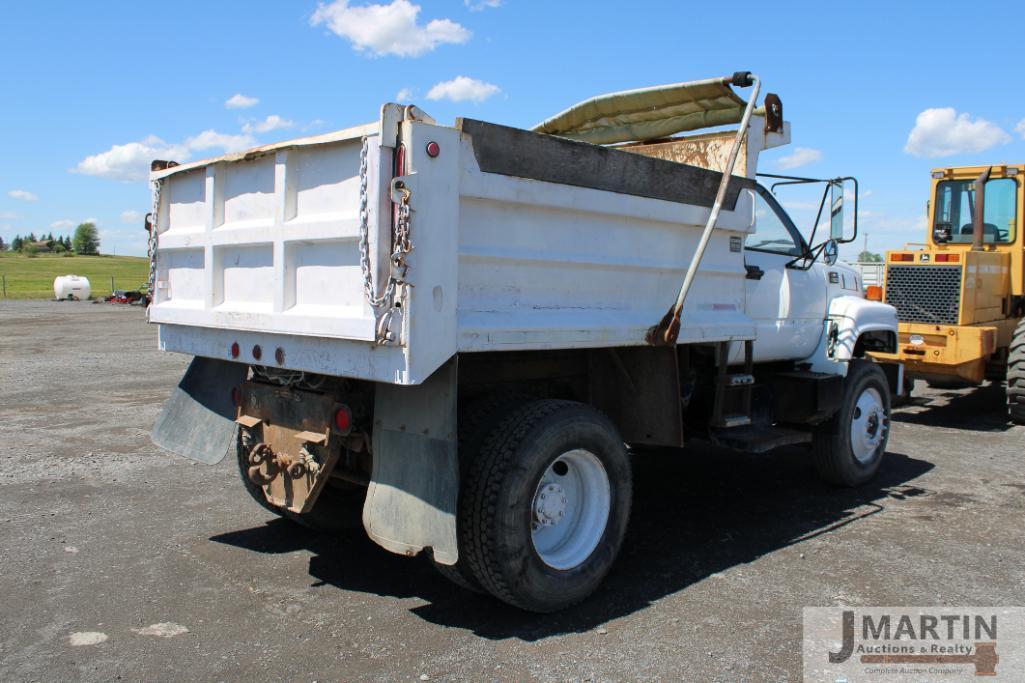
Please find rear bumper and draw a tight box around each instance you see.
[869,322,997,384]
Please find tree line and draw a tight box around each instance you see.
[0,223,100,256]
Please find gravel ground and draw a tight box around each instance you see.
[1,299,1023,681]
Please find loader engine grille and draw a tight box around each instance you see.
[885,265,962,324]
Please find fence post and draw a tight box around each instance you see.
[111,275,115,295]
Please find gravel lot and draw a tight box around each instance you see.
[1,299,1023,681]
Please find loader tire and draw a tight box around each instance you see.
[235,430,364,532]
[812,360,890,487]
[1006,319,1025,425]
[432,393,531,593]
[458,399,632,612]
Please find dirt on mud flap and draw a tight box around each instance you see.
[236,382,351,514]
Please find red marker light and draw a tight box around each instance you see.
[425,141,440,158]
[334,405,353,434]
[230,342,240,358]
[252,345,262,361]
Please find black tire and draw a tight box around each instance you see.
[812,360,890,487]
[459,399,632,612]
[235,429,364,532]
[432,393,531,593]
[1006,319,1025,425]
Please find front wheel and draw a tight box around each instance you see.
[1005,318,1025,425]
[458,400,632,612]
[812,360,890,487]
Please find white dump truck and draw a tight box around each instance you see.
[149,72,900,612]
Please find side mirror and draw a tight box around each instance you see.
[823,239,839,265]
[830,181,844,241]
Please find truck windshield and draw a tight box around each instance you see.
[934,177,1018,244]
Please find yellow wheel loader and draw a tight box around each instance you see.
[870,164,1025,422]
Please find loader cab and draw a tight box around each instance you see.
[927,165,1023,296]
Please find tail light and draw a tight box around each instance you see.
[334,405,353,434]
[935,253,960,263]
[865,285,883,301]
[890,253,913,262]
[230,342,240,359]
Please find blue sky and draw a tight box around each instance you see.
[1,1,1022,259]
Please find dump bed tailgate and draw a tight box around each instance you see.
[149,123,388,342]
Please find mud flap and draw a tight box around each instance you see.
[364,358,459,565]
[152,357,248,464]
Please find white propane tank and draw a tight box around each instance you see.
[53,275,92,301]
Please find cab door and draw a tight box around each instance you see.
[744,186,827,362]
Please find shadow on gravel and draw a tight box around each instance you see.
[893,382,1012,432]
[211,445,932,641]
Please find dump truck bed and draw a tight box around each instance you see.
[150,105,759,385]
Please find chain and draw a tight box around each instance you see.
[357,136,413,344]
[147,178,162,304]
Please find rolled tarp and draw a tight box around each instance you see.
[531,77,749,146]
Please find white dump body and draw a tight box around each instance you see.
[54,275,91,300]
[151,105,780,385]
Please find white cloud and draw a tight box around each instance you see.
[73,130,256,182]
[776,147,822,170]
[120,210,142,224]
[310,0,470,58]
[50,219,74,229]
[185,129,256,153]
[72,136,188,182]
[465,0,501,9]
[8,189,38,202]
[396,87,413,102]
[426,75,500,103]
[225,93,259,109]
[1016,118,1025,140]
[0,211,16,220]
[904,107,1010,158]
[241,115,294,135]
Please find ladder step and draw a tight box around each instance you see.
[715,413,752,428]
[711,425,813,454]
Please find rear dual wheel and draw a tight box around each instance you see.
[439,399,632,612]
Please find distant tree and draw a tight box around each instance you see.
[22,242,38,257]
[27,231,36,243]
[857,250,883,263]
[64,235,72,250]
[0,236,5,251]
[11,235,23,251]
[45,231,54,242]
[73,222,100,255]
[53,241,66,254]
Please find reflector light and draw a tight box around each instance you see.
[334,405,353,433]
[865,285,883,301]
[935,253,960,263]
[891,253,913,262]
[252,344,262,361]
[230,342,240,358]
[425,141,440,158]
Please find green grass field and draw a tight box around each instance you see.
[0,252,149,299]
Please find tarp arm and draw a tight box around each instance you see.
[647,72,761,345]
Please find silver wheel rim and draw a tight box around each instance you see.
[851,386,887,464]
[530,449,611,570]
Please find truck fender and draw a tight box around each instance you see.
[827,295,898,362]
[364,358,459,564]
